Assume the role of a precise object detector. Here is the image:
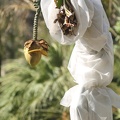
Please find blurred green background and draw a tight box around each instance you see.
[0,0,120,120]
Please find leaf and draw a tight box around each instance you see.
[54,0,63,8]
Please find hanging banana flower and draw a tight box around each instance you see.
[24,0,49,67]
[54,0,77,35]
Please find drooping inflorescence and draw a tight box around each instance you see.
[24,0,49,67]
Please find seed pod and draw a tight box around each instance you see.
[24,39,49,67]
[24,47,41,67]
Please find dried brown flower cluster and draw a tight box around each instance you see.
[54,0,77,35]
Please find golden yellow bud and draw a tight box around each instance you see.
[24,47,41,67]
[24,39,49,67]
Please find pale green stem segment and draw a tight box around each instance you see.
[33,0,40,40]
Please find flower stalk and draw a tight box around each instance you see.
[33,0,40,40]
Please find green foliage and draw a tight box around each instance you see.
[114,21,120,34]
[54,0,63,8]
[0,43,73,120]
[115,109,120,119]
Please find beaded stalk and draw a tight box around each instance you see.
[33,0,40,40]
